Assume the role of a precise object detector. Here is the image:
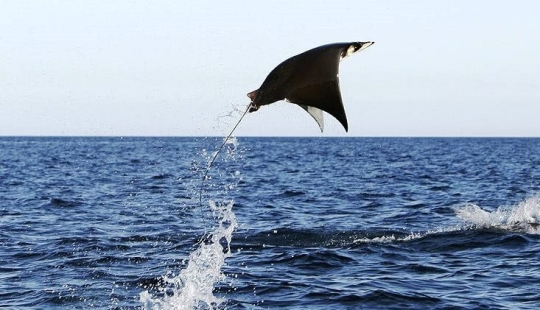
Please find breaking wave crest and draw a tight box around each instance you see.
[353,196,540,245]
[455,196,540,234]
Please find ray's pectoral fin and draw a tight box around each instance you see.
[298,105,325,132]
[286,81,348,132]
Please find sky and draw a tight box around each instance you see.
[1,1,539,137]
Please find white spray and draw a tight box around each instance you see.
[140,200,237,309]
[141,112,249,309]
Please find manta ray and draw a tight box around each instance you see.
[199,42,374,208]
[247,41,374,132]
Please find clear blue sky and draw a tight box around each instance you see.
[1,1,539,137]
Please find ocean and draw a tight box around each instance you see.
[1,136,540,309]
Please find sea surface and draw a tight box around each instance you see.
[1,136,540,309]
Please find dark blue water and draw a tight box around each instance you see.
[1,137,540,309]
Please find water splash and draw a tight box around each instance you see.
[140,200,237,309]
[141,136,242,309]
[455,196,540,234]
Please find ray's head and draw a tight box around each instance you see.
[341,41,375,59]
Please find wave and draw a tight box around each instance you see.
[354,196,540,244]
[233,226,466,249]
[232,196,540,250]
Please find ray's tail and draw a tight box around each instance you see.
[198,103,251,210]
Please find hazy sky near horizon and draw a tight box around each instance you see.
[1,1,539,137]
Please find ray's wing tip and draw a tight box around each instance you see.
[359,41,375,52]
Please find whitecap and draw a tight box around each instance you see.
[454,196,540,234]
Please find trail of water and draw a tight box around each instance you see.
[141,136,242,309]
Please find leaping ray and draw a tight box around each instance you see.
[247,41,374,132]
[199,41,374,212]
